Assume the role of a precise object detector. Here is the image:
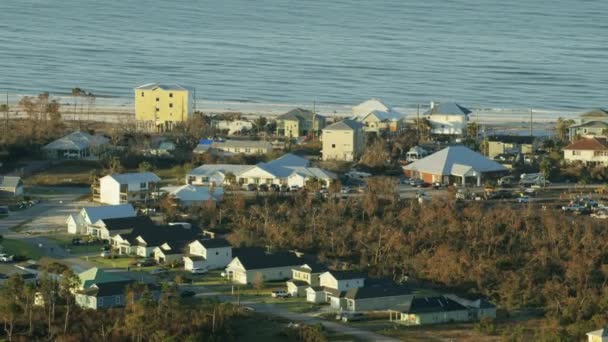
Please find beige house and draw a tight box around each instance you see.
[587,328,608,342]
[321,119,365,161]
[400,296,470,325]
[487,140,534,159]
[286,262,328,297]
[563,137,608,166]
[225,248,303,284]
[276,108,326,138]
[352,99,405,133]
[569,108,608,141]
[344,285,412,312]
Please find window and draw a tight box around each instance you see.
[98,298,104,306]
[245,148,251,153]
[140,182,147,189]
[115,295,122,305]
[169,103,173,108]
[216,251,219,255]
[572,151,581,156]
[331,144,336,148]
[155,108,159,112]
[169,93,173,98]
[156,97,159,102]
[141,92,144,97]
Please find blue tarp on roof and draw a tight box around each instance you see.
[199,139,214,145]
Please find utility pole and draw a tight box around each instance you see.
[530,108,533,137]
[5,92,8,132]
[312,100,316,141]
[416,104,420,143]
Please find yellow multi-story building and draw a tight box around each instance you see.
[134,83,194,131]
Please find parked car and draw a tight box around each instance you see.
[271,290,290,298]
[245,184,257,191]
[341,186,351,194]
[269,184,280,192]
[290,185,300,192]
[409,179,424,187]
[191,267,208,275]
[399,178,410,185]
[100,251,111,258]
[562,204,585,211]
[336,312,365,322]
[258,184,269,192]
[517,196,530,203]
[150,268,168,275]
[0,254,14,262]
[180,290,196,298]
[72,238,85,245]
[136,258,155,267]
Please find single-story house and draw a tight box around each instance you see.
[0,176,23,197]
[160,184,224,206]
[225,248,304,284]
[403,145,508,186]
[112,224,200,257]
[66,203,136,235]
[183,238,232,271]
[400,296,470,325]
[344,284,413,312]
[444,294,497,320]
[90,216,154,240]
[43,130,109,160]
[187,164,252,186]
[78,267,130,290]
[210,140,273,156]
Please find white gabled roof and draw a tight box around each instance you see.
[81,204,136,225]
[266,153,310,168]
[353,98,390,117]
[403,146,507,176]
[424,103,471,116]
[161,184,224,202]
[43,131,109,151]
[188,164,253,177]
[288,167,336,180]
[104,172,161,184]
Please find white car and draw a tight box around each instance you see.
[0,254,13,262]
[271,290,290,298]
[191,268,208,275]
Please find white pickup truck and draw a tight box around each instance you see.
[0,254,14,262]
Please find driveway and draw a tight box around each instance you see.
[189,285,398,342]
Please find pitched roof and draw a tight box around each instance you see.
[403,145,507,175]
[133,225,200,246]
[405,296,468,314]
[160,185,224,202]
[82,204,136,224]
[352,98,390,116]
[80,280,141,297]
[288,167,336,180]
[135,83,188,91]
[587,328,608,337]
[105,172,161,184]
[294,261,329,273]
[189,164,252,177]
[199,238,231,249]
[277,108,323,121]
[0,176,22,188]
[266,153,310,168]
[212,140,272,150]
[365,110,404,122]
[324,270,366,280]
[564,137,608,151]
[323,119,364,131]
[232,248,302,270]
[94,216,153,231]
[43,131,109,151]
[78,267,130,289]
[580,108,608,118]
[345,284,411,300]
[424,103,471,116]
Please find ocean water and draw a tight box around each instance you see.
[0,0,607,113]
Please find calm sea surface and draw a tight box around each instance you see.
[0,0,607,112]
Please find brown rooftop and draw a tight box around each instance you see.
[564,137,608,151]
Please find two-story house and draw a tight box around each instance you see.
[225,248,304,284]
[563,137,608,166]
[568,108,608,141]
[424,102,470,136]
[321,119,365,162]
[88,216,153,240]
[182,238,232,271]
[306,270,366,307]
[276,108,326,138]
[96,172,161,205]
[66,204,136,235]
[286,262,328,297]
[112,224,199,257]
[352,99,405,133]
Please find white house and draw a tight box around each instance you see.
[210,140,273,156]
[352,99,405,133]
[42,131,109,160]
[160,184,224,206]
[0,176,23,197]
[319,271,366,292]
[286,262,328,297]
[89,216,153,240]
[96,172,161,205]
[225,248,303,284]
[187,165,252,186]
[182,238,232,271]
[212,119,254,135]
[344,284,413,312]
[66,204,136,235]
[112,224,198,257]
[424,102,470,135]
[563,137,608,166]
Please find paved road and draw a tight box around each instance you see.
[189,285,398,342]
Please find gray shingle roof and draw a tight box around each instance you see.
[135,83,188,91]
[323,119,364,131]
[83,204,136,224]
[277,108,319,121]
[233,248,302,270]
[345,284,411,300]
[405,296,468,314]
[199,238,231,249]
[107,172,161,184]
[424,103,471,116]
[43,131,109,151]
[403,145,507,175]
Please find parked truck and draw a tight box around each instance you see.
[519,173,549,186]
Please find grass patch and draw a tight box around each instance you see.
[0,238,43,260]
[10,218,34,232]
[45,235,103,254]
[25,160,100,186]
[85,256,136,269]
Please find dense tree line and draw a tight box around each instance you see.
[204,180,608,340]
